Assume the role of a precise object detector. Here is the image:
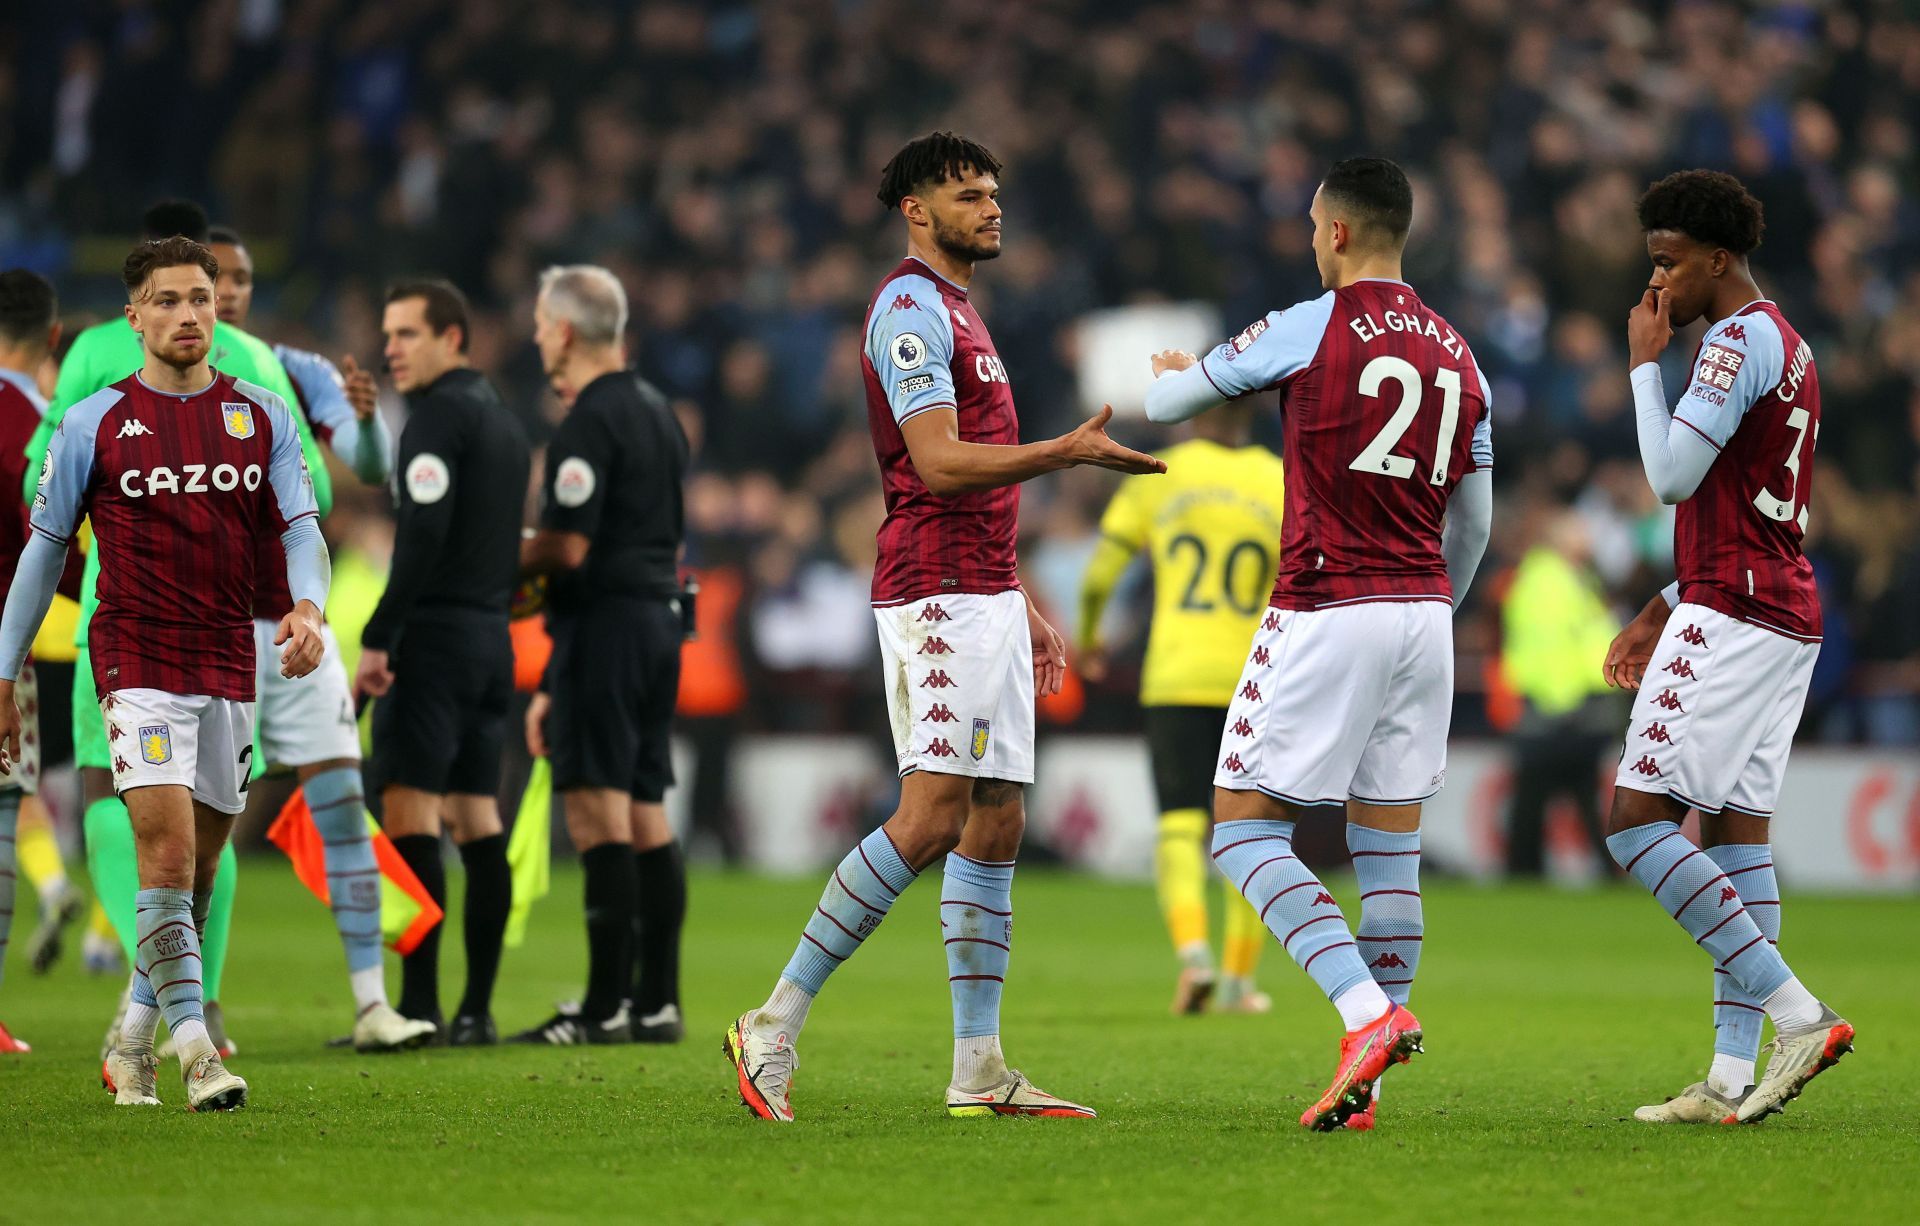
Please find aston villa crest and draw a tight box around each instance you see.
[222,402,255,439]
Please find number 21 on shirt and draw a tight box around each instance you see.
[1347,355,1463,485]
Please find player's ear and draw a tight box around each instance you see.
[901,194,927,228]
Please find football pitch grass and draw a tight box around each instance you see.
[2,860,1915,1223]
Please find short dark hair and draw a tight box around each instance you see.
[1637,170,1765,255]
[0,270,57,347]
[123,237,219,297]
[877,132,1004,211]
[207,224,246,249]
[1321,157,1414,245]
[385,278,471,352]
[141,199,210,244]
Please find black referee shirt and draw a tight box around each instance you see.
[540,370,687,614]
[363,367,531,651]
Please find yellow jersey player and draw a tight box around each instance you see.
[1078,399,1285,1015]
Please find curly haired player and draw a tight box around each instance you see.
[1604,169,1851,1126]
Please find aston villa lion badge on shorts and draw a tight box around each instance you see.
[222,402,255,439]
[970,718,990,761]
[139,724,173,765]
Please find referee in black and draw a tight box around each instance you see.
[356,278,531,1046]
[513,265,690,1046]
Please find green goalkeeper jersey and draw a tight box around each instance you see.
[23,317,334,645]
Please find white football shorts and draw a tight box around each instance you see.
[1614,603,1818,816]
[874,589,1035,784]
[102,688,255,815]
[253,618,361,768]
[1215,600,1454,806]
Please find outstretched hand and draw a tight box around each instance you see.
[1060,406,1167,476]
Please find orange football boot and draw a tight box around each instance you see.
[1300,1003,1421,1131]
[0,1020,29,1053]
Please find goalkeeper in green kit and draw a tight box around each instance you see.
[24,202,334,1062]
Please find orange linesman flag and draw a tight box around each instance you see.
[266,788,444,955]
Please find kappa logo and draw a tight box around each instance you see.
[1653,689,1686,713]
[1262,611,1282,631]
[1231,717,1254,737]
[1251,646,1271,667]
[107,723,124,742]
[917,604,952,622]
[1661,656,1697,680]
[1369,952,1409,970]
[112,755,131,775]
[1678,624,1708,647]
[1722,322,1747,343]
[1718,886,1740,906]
[1640,721,1673,744]
[1630,755,1662,777]
[921,670,957,689]
[116,418,153,439]
[1238,681,1263,703]
[925,737,959,758]
[1311,892,1336,907]
[922,704,959,723]
[918,637,954,655]
[1221,753,1247,773]
[890,293,917,312]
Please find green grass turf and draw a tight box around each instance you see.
[2,860,1916,1223]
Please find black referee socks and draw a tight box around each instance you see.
[392,834,446,1022]
[457,834,511,1019]
[633,841,687,1015]
[581,844,639,1022]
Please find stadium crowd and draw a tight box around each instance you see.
[3,0,1917,761]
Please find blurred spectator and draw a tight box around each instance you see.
[1498,510,1624,877]
[5,0,1915,742]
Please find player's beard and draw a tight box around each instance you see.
[932,216,1002,263]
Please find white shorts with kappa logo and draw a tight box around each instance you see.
[103,688,256,815]
[1215,600,1454,806]
[1614,603,1818,816]
[254,619,361,768]
[874,590,1035,784]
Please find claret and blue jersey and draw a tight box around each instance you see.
[30,371,317,701]
[861,256,1022,607]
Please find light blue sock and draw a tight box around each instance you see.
[1606,822,1792,1000]
[0,790,17,993]
[778,827,917,995]
[306,767,383,976]
[135,887,205,1036]
[1211,820,1373,1005]
[1348,824,1422,1005]
[941,853,1013,1039]
[1706,844,1779,1063]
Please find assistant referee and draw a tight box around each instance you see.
[515,265,690,1046]
[356,278,531,1046]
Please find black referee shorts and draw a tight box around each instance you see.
[1143,705,1230,816]
[371,613,514,797]
[548,597,682,802]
